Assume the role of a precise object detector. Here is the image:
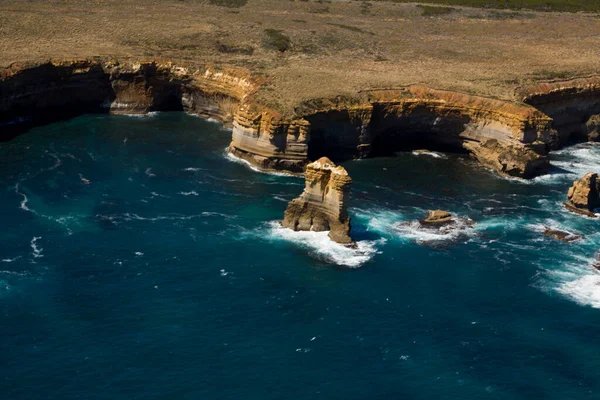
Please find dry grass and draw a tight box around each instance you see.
[1,0,599,115]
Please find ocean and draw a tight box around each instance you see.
[1,112,599,399]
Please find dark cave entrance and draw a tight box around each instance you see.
[305,104,471,162]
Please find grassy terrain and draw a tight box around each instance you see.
[377,0,600,12]
[0,0,599,114]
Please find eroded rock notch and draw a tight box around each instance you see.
[282,157,353,244]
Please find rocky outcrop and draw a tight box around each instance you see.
[520,77,600,146]
[565,172,600,217]
[543,227,582,242]
[230,86,556,179]
[281,157,353,244]
[421,210,453,225]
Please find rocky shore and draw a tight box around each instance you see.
[2,59,600,180]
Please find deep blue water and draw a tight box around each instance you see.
[1,113,600,399]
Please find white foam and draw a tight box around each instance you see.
[557,274,600,309]
[118,111,159,118]
[411,150,446,159]
[264,221,384,268]
[224,149,300,177]
[179,191,199,196]
[548,144,600,180]
[145,168,156,177]
[1,256,21,263]
[394,217,476,245]
[30,237,43,259]
[182,167,206,172]
[15,183,34,213]
[119,211,236,221]
[150,191,170,198]
[352,208,404,236]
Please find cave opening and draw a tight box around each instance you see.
[305,105,471,162]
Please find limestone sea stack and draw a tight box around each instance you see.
[564,172,600,217]
[282,157,353,245]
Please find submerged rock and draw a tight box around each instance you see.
[564,172,600,218]
[421,210,453,225]
[395,211,475,249]
[282,157,353,245]
[543,227,582,242]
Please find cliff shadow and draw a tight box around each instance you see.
[304,104,471,163]
[305,110,363,162]
[0,63,117,141]
[368,104,471,156]
[525,94,600,146]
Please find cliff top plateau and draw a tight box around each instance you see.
[1,0,600,117]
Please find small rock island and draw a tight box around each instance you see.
[565,172,600,217]
[282,157,353,245]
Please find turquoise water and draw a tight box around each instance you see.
[1,113,600,399]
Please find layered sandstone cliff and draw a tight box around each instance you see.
[0,59,257,140]
[230,86,557,178]
[565,172,600,218]
[3,59,600,181]
[282,157,353,245]
[519,77,600,145]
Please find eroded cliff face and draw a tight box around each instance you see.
[230,86,557,178]
[282,157,353,244]
[3,59,599,180]
[520,77,600,146]
[0,59,257,140]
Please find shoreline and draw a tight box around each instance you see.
[1,58,599,179]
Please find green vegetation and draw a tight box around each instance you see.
[417,5,455,16]
[208,0,248,7]
[263,29,292,52]
[360,2,373,15]
[375,0,600,12]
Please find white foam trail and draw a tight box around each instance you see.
[30,237,43,259]
[352,208,404,236]
[15,183,35,213]
[224,148,301,177]
[182,167,206,172]
[113,211,236,222]
[264,221,384,268]
[1,256,21,263]
[150,191,170,198]
[78,173,91,185]
[411,150,446,159]
[118,111,159,118]
[145,168,156,177]
[179,191,199,196]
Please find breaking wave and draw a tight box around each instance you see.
[254,221,385,268]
